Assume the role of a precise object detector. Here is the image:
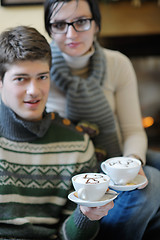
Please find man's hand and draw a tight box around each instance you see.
[80,201,114,221]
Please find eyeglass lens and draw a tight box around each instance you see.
[51,19,93,34]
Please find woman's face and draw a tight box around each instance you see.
[50,0,98,57]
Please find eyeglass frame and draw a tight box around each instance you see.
[50,18,94,34]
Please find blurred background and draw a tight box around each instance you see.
[0,0,160,149]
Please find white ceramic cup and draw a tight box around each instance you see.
[72,173,110,201]
[101,157,141,185]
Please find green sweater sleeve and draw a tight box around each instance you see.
[61,206,100,240]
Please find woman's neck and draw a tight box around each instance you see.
[62,45,95,70]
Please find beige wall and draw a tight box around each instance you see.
[0,2,160,42]
[0,5,51,42]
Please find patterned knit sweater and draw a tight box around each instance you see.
[0,101,98,240]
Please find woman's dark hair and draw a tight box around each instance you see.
[44,0,101,37]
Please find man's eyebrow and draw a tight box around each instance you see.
[37,71,50,75]
[13,72,50,77]
[13,73,29,76]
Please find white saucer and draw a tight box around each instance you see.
[68,189,118,207]
[109,175,147,191]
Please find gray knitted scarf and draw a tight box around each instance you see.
[50,41,121,158]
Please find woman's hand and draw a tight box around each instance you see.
[80,201,114,221]
[126,155,148,189]
[138,166,148,189]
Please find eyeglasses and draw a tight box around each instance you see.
[51,18,93,34]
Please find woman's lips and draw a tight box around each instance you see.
[67,42,80,48]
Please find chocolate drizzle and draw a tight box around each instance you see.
[83,174,105,184]
[109,159,134,167]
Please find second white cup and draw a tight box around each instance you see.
[101,157,141,185]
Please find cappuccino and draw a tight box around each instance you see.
[75,173,107,184]
[107,158,139,169]
[101,157,141,185]
[72,173,110,201]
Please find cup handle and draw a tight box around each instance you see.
[101,162,109,176]
[77,188,87,200]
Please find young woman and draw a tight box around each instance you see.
[45,0,147,163]
[44,1,160,239]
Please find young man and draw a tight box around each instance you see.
[0,25,113,240]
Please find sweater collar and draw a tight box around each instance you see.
[0,100,52,142]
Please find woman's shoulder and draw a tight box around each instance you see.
[102,47,134,74]
[102,47,131,64]
[101,47,136,89]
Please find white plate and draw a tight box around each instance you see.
[109,175,147,191]
[68,189,118,207]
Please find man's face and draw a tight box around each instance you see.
[0,60,50,121]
